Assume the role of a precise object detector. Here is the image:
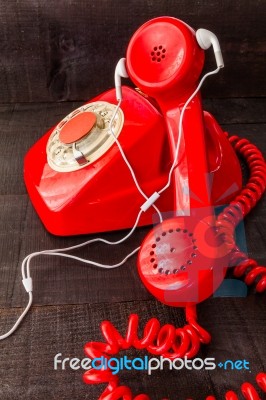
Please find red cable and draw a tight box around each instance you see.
[83,334,266,400]
[83,310,211,399]
[216,135,266,292]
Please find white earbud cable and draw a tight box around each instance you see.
[0,66,220,340]
[109,101,163,223]
[158,67,220,195]
[0,209,143,341]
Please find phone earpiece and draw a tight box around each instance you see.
[114,57,129,101]
[196,28,224,68]
[126,17,205,98]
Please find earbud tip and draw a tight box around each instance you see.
[196,29,210,50]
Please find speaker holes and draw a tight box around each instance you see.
[151,45,166,62]
[146,227,196,276]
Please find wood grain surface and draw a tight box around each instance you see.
[0,0,265,102]
[0,298,265,400]
[0,99,265,399]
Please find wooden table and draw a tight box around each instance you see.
[0,99,265,399]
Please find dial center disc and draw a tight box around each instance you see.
[59,112,97,144]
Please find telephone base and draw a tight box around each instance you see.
[24,86,242,236]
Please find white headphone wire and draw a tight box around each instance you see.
[0,66,220,340]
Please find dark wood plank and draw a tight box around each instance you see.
[0,195,28,307]
[0,0,265,102]
[221,123,266,153]
[0,193,152,307]
[221,123,266,266]
[0,297,265,399]
[0,102,82,195]
[204,98,266,124]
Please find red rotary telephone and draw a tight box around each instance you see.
[23,16,266,400]
[24,18,241,237]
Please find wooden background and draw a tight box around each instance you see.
[0,0,265,102]
[0,1,265,399]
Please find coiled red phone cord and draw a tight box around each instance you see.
[216,134,266,292]
[83,133,266,399]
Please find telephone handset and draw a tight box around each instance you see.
[124,17,230,306]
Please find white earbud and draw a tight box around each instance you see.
[196,29,224,69]
[115,58,129,101]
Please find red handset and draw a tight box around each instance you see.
[126,17,233,306]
